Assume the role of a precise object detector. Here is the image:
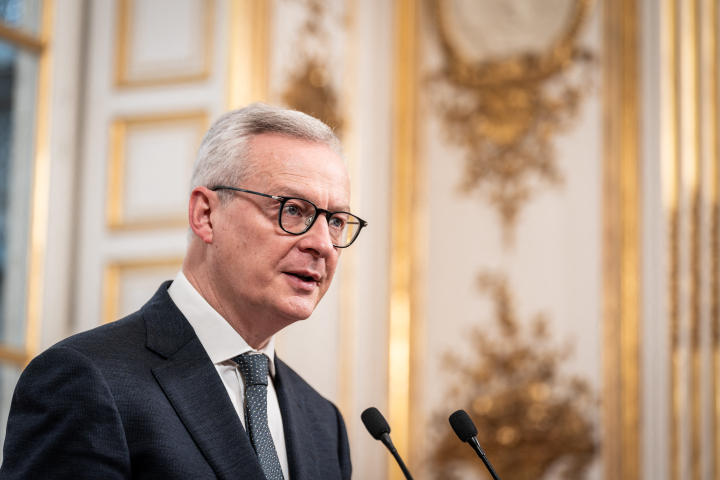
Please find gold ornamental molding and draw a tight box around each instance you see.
[279,0,344,136]
[431,0,594,237]
[711,0,720,475]
[227,0,269,109]
[603,0,641,479]
[429,273,598,479]
[663,0,720,479]
[662,1,681,479]
[389,0,424,479]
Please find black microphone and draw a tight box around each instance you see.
[361,407,414,480]
[449,410,501,480]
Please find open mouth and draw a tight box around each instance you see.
[287,273,316,283]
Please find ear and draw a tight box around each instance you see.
[188,187,217,244]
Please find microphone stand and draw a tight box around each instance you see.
[379,432,414,480]
[467,436,501,480]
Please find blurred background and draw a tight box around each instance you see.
[0,0,716,479]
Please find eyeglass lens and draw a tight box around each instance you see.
[280,198,361,247]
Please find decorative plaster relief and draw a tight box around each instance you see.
[429,272,598,479]
[279,0,344,136]
[431,0,594,237]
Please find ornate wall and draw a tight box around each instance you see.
[9,0,719,479]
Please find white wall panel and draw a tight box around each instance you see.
[108,113,206,229]
[103,259,184,323]
[74,0,226,334]
[117,0,212,86]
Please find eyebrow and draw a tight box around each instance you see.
[277,189,351,212]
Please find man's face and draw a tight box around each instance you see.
[209,133,350,327]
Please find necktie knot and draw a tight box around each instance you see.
[234,353,269,386]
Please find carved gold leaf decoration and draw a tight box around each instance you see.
[430,273,598,479]
[280,0,343,136]
[431,0,594,236]
[282,58,343,136]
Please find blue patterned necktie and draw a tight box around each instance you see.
[233,353,285,480]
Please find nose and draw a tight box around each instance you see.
[297,215,336,258]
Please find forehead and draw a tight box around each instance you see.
[244,133,350,202]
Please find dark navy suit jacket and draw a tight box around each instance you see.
[0,282,351,479]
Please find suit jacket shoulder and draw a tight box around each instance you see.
[1,282,351,480]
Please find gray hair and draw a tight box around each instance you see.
[190,102,344,204]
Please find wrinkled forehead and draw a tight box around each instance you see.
[244,134,350,194]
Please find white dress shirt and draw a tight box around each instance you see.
[167,271,289,479]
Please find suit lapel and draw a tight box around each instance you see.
[143,283,266,480]
[274,358,321,480]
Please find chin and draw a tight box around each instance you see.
[278,297,318,322]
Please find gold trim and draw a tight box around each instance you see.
[101,258,184,324]
[689,0,702,478]
[0,22,44,52]
[433,0,591,87]
[603,0,642,478]
[227,0,268,109]
[712,0,720,476]
[430,0,594,233]
[23,0,54,366]
[0,344,30,367]
[115,0,214,88]
[106,112,208,231]
[706,0,720,477]
[665,0,681,478]
[389,0,419,478]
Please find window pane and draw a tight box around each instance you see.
[0,40,39,348]
[0,0,42,37]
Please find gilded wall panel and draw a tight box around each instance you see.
[662,0,720,478]
[394,1,605,478]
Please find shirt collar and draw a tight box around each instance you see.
[167,271,276,377]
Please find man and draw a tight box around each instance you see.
[1,103,365,479]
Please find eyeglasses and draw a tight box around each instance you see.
[211,186,368,248]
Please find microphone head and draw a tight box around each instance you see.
[361,407,391,440]
[449,410,478,442]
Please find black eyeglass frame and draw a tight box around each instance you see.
[210,186,368,248]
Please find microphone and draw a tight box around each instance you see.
[449,410,501,480]
[361,407,414,480]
